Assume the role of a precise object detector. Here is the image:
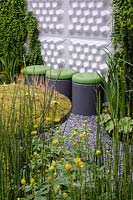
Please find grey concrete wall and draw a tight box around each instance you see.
[28,0,111,73]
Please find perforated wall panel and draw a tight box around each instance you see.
[28,0,111,73]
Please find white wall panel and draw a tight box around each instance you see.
[28,0,111,73]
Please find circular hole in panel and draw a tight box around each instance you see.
[83,47,89,54]
[76,10,82,16]
[69,59,74,66]
[96,2,103,9]
[92,62,97,69]
[96,18,102,24]
[68,24,74,31]
[52,16,58,22]
[68,10,74,16]
[35,9,40,15]
[92,10,98,17]
[53,51,58,57]
[42,10,47,15]
[88,18,94,24]
[88,2,94,8]
[75,24,82,31]
[72,53,78,59]
[39,2,43,8]
[80,17,86,24]
[88,55,93,61]
[83,25,89,32]
[51,57,55,63]
[42,24,48,29]
[72,2,78,8]
[50,43,55,50]
[53,64,58,69]
[96,56,102,62]
[80,54,86,60]
[88,69,93,72]
[49,9,54,15]
[49,24,54,30]
[76,60,82,67]
[91,26,98,32]
[45,16,51,22]
[80,68,85,72]
[44,56,49,62]
[52,2,58,8]
[45,2,50,8]
[83,61,89,68]
[47,51,52,56]
[72,17,78,24]
[39,16,44,22]
[83,10,90,17]
[80,2,86,9]
[76,46,82,52]
[92,48,97,54]
[69,45,74,52]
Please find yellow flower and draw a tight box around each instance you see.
[54,117,61,123]
[65,150,71,155]
[56,129,61,134]
[52,139,58,145]
[33,124,38,129]
[21,178,26,185]
[49,165,55,171]
[46,116,52,122]
[20,68,24,74]
[31,130,37,135]
[52,160,56,167]
[63,192,68,198]
[96,150,102,156]
[74,157,81,164]
[73,130,78,136]
[48,175,53,180]
[33,151,38,158]
[65,163,72,171]
[30,178,35,185]
[54,184,60,193]
[79,161,84,168]
[80,132,86,138]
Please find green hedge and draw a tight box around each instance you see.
[0,0,43,72]
[112,0,133,114]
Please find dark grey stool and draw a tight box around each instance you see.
[24,65,50,85]
[72,72,103,116]
[46,68,77,100]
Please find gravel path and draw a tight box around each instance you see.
[61,113,112,149]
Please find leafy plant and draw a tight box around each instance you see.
[0,52,18,83]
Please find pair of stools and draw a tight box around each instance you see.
[24,65,103,116]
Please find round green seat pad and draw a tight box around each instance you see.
[72,72,101,84]
[46,68,77,80]
[24,65,50,75]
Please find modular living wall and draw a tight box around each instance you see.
[28,0,111,73]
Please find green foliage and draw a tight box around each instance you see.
[112,0,133,113]
[0,0,43,72]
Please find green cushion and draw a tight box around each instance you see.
[46,68,77,80]
[24,65,51,75]
[72,72,101,84]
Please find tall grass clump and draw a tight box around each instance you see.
[0,79,68,200]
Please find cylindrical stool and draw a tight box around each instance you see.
[24,65,51,85]
[46,68,77,100]
[72,72,103,116]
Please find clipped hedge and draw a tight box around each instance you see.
[0,0,43,72]
[112,0,133,113]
